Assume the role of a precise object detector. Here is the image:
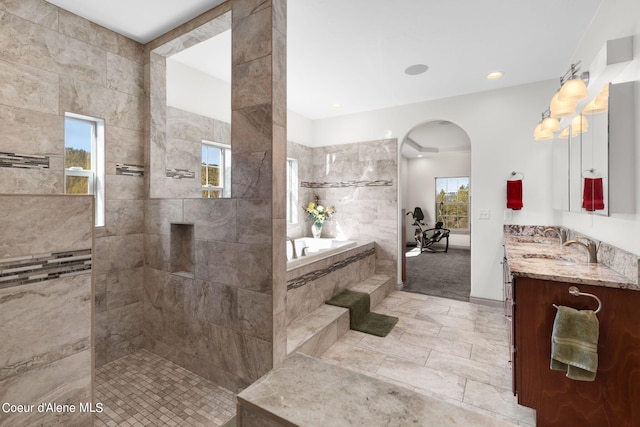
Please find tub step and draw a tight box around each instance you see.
[287,304,349,357]
[348,274,394,310]
[287,274,394,357]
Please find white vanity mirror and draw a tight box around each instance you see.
[580,83,609,216]
[564,80,637,215]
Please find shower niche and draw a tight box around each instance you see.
[170,223,194,276]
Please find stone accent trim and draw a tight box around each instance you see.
[0,249,92,289]
[287,248,375,290]
[301,180,392,188]
[116,163,144,177]
[0,152,49,169]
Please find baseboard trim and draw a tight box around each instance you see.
[469,296,503,308]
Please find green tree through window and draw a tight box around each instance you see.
[436,177,469,231]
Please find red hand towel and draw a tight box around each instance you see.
[507,180,523,210]
[582,177,604,211]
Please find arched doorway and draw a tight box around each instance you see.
[400,119,472,301]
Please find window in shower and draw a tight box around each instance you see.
[286,157,298,223]
[64,113,105,226]
[201,140,231,198]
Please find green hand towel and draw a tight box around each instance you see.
[550,305,599,381]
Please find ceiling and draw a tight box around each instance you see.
[46,0,603,155]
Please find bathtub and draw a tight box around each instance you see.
[286,238,357,270]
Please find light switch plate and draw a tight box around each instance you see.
[504,210,513,221]
[479,209,490,220]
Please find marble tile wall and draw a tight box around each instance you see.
[287,139,399,277]
[0,195,93,427]
[286,243,376,325]
[0,0,146,367]
[142,0,287,391]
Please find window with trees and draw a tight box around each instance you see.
[435,176,469,231]
[64,113,105,227]
[201,141,231,198]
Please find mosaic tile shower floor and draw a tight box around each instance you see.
[95,350,236,427]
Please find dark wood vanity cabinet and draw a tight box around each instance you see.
[512,276,640,426]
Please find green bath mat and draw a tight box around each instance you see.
[326,290,398,337]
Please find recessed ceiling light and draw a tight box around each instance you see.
[405,64,429,76]
[417,155,423,158]
[487,71,503,79]
[331,103,342,109]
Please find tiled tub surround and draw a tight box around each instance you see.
[0,195,94,427]
[287,139,399,278]
[286,238,357,269]
[503,225,639,289]
[286,241,376,325]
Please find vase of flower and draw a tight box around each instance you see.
[303,196,335,239]
[311,222,323,239]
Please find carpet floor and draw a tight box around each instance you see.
[403,246,471,302]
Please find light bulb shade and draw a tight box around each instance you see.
[583,97,608,114]
[534,123,553,140]
[558,77,588,102]
[558,127,570,139]
[541,117,560,132]
[571,114,589,134]
[550,92,577,118]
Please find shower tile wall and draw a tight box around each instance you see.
[143,0,287,392]
[0,0,146,367]
[288,139,398,277]
[0,195,93,427]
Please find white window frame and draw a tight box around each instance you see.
[435,176,470,233]
[201,140,231,198]
[286,157,299,224]
[64,113,105,227]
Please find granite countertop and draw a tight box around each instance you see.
[237,353,516,426]
[504,234,637,290]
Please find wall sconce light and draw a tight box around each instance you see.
[558,62,590,102]
[550,92,577,118]
[534,110,555,140]
[534,123,553,140]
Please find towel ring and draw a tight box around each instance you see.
[508,171,524,180]
[582,168,604,178]
[553,286,602,314]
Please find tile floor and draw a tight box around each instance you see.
[320,290,536,426]
[95,350,236,426]
[94,290,535,426]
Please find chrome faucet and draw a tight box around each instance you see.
[543,227,567,245]
[301,246,310,257]
[287,237,298,259]
[563,237,599,263]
